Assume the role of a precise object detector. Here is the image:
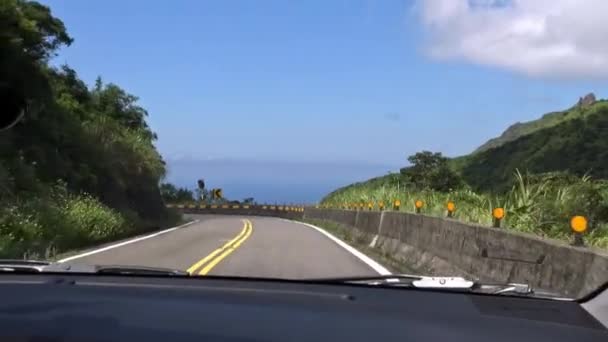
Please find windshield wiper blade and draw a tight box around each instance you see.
[94,265,188,276]
[309,274,559,297]
[489,283,533,295]
[311,274,421,282]
[309,274,475,289]
[472,282,568,299]
[327,275,542,296]
[0,261,188,276]
[0,259,51,273]
[0,259,51,266]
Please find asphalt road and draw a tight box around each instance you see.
[60,215,386,279]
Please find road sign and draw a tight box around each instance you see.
[212,188,223,199]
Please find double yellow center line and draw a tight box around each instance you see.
[187,219,253,276]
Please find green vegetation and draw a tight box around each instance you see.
[323,93,608,249]
[400,151,462,191]
[473,98,606,153]
[0,0,179,258]
[458,101,608,192]
[160,183,195,203]
[323,170,608,249]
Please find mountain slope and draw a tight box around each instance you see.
[474,93,598,154]
[460,100,608,191]
[328,94,608,196]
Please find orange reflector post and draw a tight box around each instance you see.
[378,201,385,210]
[393,199,401,211]
[447,201,455,212]
[415,200,424,213]
[446,201,455,217]
[492,207,505,227]
[570,215,587,247]
[570,216,588,233]
[492,207,505,220]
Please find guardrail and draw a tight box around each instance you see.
[166,203,305,219]
[167,203,608,297]
[304,208,608,298]
[319,200,592,245]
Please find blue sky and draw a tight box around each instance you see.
[43,0,608,202]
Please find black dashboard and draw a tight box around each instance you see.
[0,274,606,341]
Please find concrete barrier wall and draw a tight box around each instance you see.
[304,208,608,298]
[306,209,357,227]
[176,206,304,220]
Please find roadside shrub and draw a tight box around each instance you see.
[0,205,45,257]
[0,186,128,258]
[61,194,127,243]
[322,170,608,248]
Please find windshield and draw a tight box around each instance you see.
[1,0,607,300]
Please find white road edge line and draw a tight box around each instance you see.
[57,220,199,263]
[279,218,392,276]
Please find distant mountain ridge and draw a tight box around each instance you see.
[474,93,597,153]
[458,94,608,191]
[326,93,608,195]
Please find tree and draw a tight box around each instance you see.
[90,80,156,140]
[401,151,462,191]
[160,183,194,203]
[175,188,194,202]
[1,0,73,116]
[0,0,179,257]
[160,183,178,202]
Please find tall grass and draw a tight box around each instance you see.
[0,183,131,258]
[322,171,608,249]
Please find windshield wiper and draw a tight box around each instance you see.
[0,259,51,273]
[94,265,188,276]
[310,274,566,298]
[0,260,187,276]
[487,283,533,295]
[310,274,474,289]
[473,282,568,299]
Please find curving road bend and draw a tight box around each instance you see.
[59,215,388,279]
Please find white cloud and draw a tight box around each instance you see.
[416,0,608,79]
